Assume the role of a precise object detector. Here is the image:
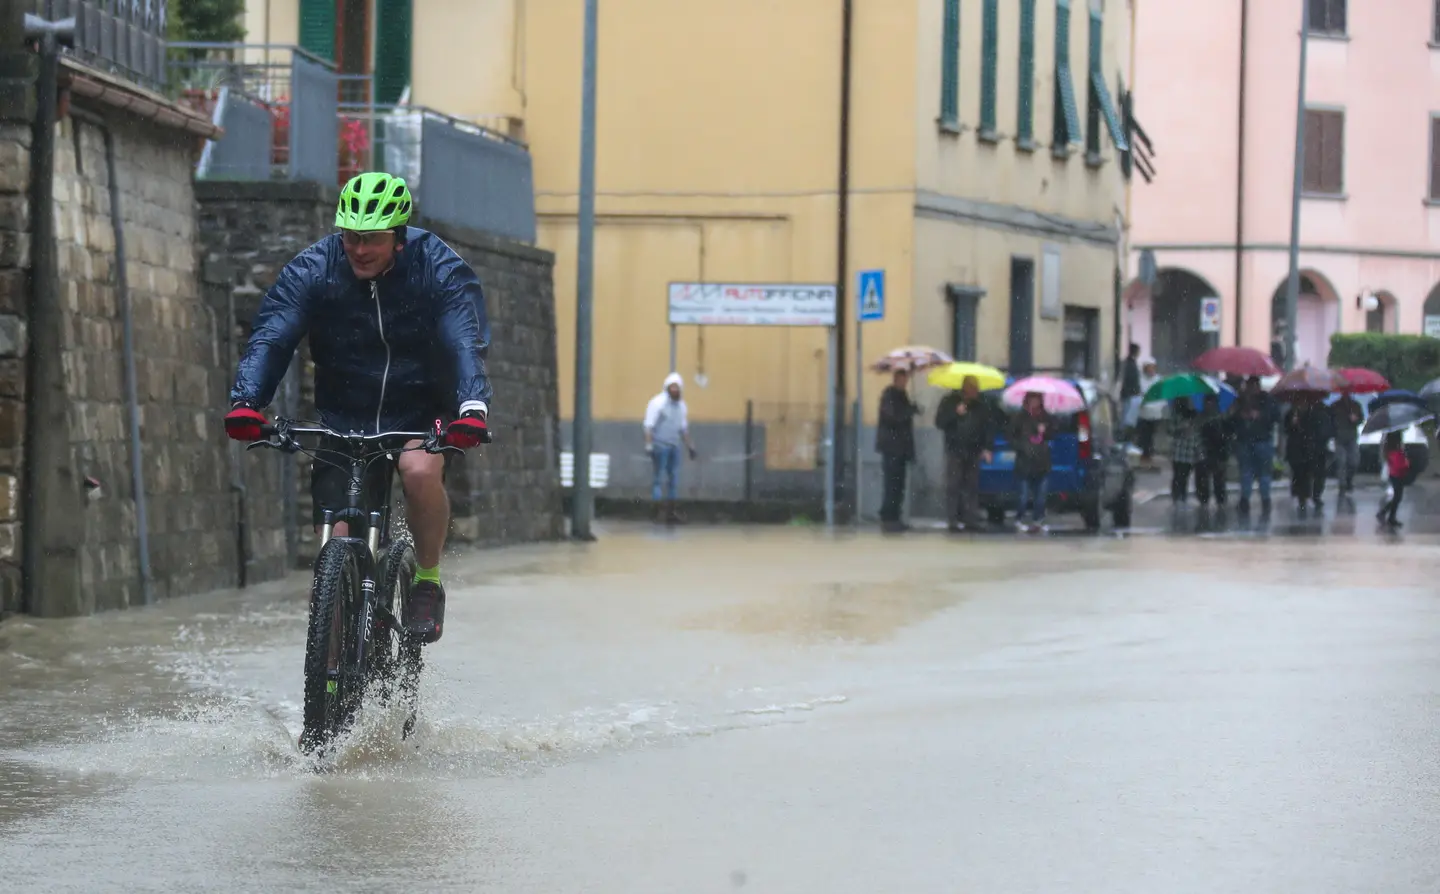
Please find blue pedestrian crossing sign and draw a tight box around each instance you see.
[858,269,885,322]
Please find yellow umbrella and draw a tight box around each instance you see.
[926,361,1006,392]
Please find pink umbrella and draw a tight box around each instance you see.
[1002,376,1086,414]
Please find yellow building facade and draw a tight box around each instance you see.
[242,0,1134,507]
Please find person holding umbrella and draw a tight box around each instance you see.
[1283,393,1334,511]
[934,374,996,532]
[1230,376,1281,515]
[875,368,921,533]
[1010,391,1054,533]
[1196,393,1233,507]
[1330,390,1365,496]
[1377,431,1411,529]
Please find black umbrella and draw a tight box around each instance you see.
[1361,401,1435,436]
[1419,377,1440,409]
[1369,389,1428,412]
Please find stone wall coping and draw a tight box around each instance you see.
[193,182,554,265]
[194,179,337,203]
[60,57,222,139]
[419,216,554,265]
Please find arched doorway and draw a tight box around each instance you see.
[1149,268,1221,373]
[1269,271,1339,368]
[1423,283,1440,337]
[1364,290,1397,334]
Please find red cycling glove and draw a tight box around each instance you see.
[224,405,267,442]
[443,412,491,449]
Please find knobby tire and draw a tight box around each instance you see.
[301,539,363,755]
[376,533,423,738]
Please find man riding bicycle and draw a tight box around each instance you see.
[224,172,492,645]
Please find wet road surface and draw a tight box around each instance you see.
[3,494,1440,892]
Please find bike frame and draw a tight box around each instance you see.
[251,418,456,651]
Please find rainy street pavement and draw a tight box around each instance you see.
[3,491,1440,892]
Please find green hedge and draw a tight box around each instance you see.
[1328,334,1440,392]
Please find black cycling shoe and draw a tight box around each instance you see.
[404,580,446,644]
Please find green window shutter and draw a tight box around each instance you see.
[940,0,960,127]
[1017,0,1036,145]
[1052,0,1081,147]
[298,0,336,63]
[1085,9,1102,156]
[979,0,999,136]
[374,0,413,106]
[1087,10,1129,154]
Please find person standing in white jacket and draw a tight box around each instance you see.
[644,372,698,524]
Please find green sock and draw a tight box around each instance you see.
[413,565,441,585]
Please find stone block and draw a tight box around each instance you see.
[0,229,27,268]
[0,472,17,520]
[0,398,23,449]
[0,268,24,314]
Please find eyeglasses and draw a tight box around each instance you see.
[340,230,395,248]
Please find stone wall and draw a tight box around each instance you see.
[195,181,564,576]
[53,110,236,613]
[0,120,30,618]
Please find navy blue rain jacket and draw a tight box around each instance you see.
[229,228,492,434]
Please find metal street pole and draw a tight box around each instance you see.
[853,316,863,525]
[570,0,599,541]
[824,325,837,528]
[1282,0,1309,372]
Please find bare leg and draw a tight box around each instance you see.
[397,447,449,568]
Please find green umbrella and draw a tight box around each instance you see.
[1144,373,1217,403]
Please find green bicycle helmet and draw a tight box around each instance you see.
[335,172,413,230]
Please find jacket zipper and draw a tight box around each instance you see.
[372,280,391,433]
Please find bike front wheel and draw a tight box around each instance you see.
[373,533,423,738]
[300,539,364,755]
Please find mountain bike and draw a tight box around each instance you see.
[250,417,464,755]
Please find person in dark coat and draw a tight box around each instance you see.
[875,369,920,532]
[1196,393,1233,507]
[935,375,994,531]
[1230,376,1281,514]
[1010,392,1053,533]
[1330,392,1364,495]
[1284,394,1334,510]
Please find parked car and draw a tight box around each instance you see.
[976,378,1135,530]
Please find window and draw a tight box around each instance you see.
[940,0,961,128]
[979,0,999,138]
[947,285,983,361]
[1053,0,1082,151]
[1303,108,1344,195]
[1084,8,1128,162]
[299,0,337,62]
[1434,0,1440,44]
[374,0,413,106]
[1430,114,1440,200]
[1307,0,1346,36]
[1017,0,1036,146]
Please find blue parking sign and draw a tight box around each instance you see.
[858,270,885,322]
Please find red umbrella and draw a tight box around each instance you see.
[1271,366,1350,396]
[1191,346,1280,378]
[1332,367,1389,393]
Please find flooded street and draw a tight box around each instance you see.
[3,512,1440,892]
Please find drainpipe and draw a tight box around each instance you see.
[833,0,853,521]
[70,106,154,606]
[1233,0,1248,347]
[21,14,76,616]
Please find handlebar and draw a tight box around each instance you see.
[246,417,463,457]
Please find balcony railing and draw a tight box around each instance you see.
[338,104,536,243]
[169,43,372,186]
[29,0,168,92]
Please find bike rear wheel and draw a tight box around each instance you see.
[300,539,364,755]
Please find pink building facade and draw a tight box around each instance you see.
[1126,0,1440,371]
